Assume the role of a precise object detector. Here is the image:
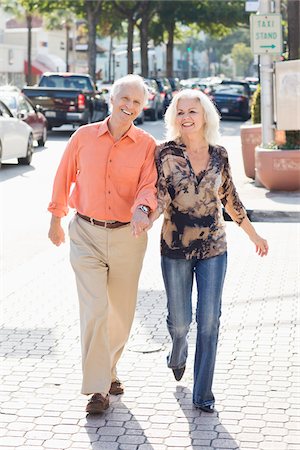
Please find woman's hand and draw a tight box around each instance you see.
[144,209,161,231]
[250,233,269,257]
[239,216,269,257]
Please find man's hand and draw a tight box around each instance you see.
[131,207,150,237]
[48,215,65,246]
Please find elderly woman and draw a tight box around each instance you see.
[150,89,268,413]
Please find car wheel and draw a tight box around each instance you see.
[37,126,47,147]
[18,134,33,165]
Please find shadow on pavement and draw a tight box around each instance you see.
[0,163,35,182]
[84,401,154,449]
[174,386,240,449]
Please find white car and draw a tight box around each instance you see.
[0,99,34,168]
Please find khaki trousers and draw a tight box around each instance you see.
[69,215,147,395]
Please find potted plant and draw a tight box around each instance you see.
[240,85,262,179]
[255,130,300,191]
[240,85,286,180]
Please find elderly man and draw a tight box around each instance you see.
[48,75,157,413]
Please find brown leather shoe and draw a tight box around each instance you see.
[86,393,109,414]
[109,379,124,395]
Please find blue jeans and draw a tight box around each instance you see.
[161,252,227,408]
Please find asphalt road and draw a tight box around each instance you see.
[0,118,243,278]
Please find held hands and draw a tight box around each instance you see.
[48,216,65,246]
[131,207,151,237]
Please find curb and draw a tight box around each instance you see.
[223,209,300,223]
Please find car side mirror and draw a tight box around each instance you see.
[17,111,27,120]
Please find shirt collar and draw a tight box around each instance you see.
[97,116,138,143]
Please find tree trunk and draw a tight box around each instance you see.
[287,0,300,60]
[86,1,102,82]
[139,1,150,78]
[127,18,134,74]
[108,36,113,82]
[65,24,70,72]
[166,21,175,77]
[26,13,32,85]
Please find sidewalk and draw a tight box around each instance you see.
[0,132,299,450]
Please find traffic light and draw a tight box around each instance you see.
[187,46,192,52]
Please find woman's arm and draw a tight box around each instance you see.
[219,147,268,257]
[239,216,269,257]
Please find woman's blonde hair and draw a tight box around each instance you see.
[164,89,221,145]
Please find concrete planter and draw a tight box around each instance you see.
[255,146,300,191]
[240,124,261,179]
[240,124,287,180]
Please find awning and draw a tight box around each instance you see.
[24,59,51,76]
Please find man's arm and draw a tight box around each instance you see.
[47,130,78,245]
[130,139,157,237]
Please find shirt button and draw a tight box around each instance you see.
[108,191,111,194]
[109,159,112,163]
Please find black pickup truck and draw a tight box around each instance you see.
[22,73,109,129]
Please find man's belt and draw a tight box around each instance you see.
[77,212,129,229]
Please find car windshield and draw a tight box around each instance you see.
[39,76,93,91]
[213,84,248,96]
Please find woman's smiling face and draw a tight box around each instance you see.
[176,97,206,136]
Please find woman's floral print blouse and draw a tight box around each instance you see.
[155,140,247,260]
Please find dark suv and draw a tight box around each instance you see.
[153,78,173,114]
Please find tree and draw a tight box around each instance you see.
[231,42,253,77]
[44,10,75,72]
[111,1,143,75]
[287,0,300,60]
[136,1,157,77]
[151,0,250,78]
[2,0,61,85]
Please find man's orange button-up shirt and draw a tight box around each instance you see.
[48,118,157,222]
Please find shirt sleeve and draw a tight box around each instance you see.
[47,131,79,217]
[130,138,158,213]
[218,149,247,225]
[155,145,172,214]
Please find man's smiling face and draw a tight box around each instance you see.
[111,83,144,124]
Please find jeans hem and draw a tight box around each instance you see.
[193,401,214,408]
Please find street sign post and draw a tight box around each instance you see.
[250,14,282,54]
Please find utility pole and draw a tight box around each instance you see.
[259,0,274,145]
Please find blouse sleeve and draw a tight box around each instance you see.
[155,146,171,214]
[218,149,247,225]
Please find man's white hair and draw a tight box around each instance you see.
[110,74,149,106]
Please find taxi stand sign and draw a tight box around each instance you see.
[250,14,282,54]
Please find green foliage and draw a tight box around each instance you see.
[281,131,300,150]
[231,42,253,77]
[251,84,261,125]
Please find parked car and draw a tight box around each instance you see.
[245,77,259,95]
[23,73,109,129]
[153,78,173,113]
[168,77,181,95]
[0,99,34,168]
[96,82,112,113]
[208,80,251,120]
[143,78,164,121]
[0,87,48,147]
